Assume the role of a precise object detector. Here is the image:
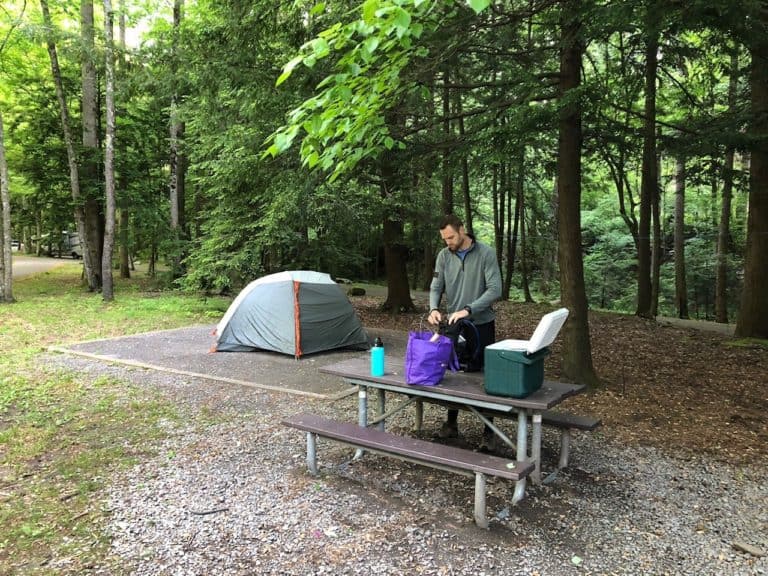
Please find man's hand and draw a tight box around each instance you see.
[427,309,442,325]
[448,308,470,325]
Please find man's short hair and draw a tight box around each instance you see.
[439,214,463,231]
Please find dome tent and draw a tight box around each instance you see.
[213,271,370,358]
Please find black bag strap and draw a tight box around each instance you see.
[441,318,481,362]
[459,319,481,362]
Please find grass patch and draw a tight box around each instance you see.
[725,337,768,350]
[0,264,231,574]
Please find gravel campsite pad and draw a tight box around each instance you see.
[44,348,767,576]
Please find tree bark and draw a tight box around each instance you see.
[674,155,689,319]
[557,0,598,386]
[736,15,768,338]
[40,0,90,287]
[440,67,453,216]
[650,127,662,317]
[636,8,658,319]
[456,93,472,233]
[0,110,13,303]
[715,48,738,324]
[505,156,523,299]
[118,0,130,279]
[520,183,533,304]
[492,163,502,266]
[169,0,186,278]
[81,0,103,290]
[382,215,414,313]
[420,241,434,292]
[102,0,116,301]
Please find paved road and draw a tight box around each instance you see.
[10,254,74,279]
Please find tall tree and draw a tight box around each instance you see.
[0,4,23,303]
[440,66,454,216]
[557,0,597,386]
[636,4,659,318]
[102,0,116,301]
[168,0,186,278]
[0,109,12,303]
[673,154,688,318]
[117,0,130,279]
[736,7,768,338]
[81,0,103,290]
[715,47,738,324]
[40,0,89,286]
[650,125,662,317]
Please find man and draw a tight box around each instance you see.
[428,214,502,450]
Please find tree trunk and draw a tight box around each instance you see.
[557,0,598,386]
[492,163,502,266]
[169,0,186,278]
[41,0,90,286]
[505,156,523,299]
[456,93,472,233]
[118,0,130,279]
[650,127,662,317]
[81,0,103,290]
[102,0,116,301]
[674,155,689,319]
[382,216,414,313]
[520,185,533,304]
[0,110,13,303]
[736,16,768,338]
[502,170,514,298]
[636,12,658,319]
[440,67,453,216]
[716,48,738,324]
[420,241,434,292]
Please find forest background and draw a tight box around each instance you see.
[1,0,767,385]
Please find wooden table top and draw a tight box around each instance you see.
[320,356,584,411]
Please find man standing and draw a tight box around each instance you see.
[428,214,502,450]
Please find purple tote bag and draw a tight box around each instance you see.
[404,331,459,385]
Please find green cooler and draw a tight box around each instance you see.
[483,346,551,398]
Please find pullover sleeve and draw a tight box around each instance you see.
[465,246,502,316]
[429,249,446,310]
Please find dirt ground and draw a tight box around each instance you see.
[352,293,768,467]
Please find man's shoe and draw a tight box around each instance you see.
[437,422,459,439]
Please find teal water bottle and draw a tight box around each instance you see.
[371,336,385,377]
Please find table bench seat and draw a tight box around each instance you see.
[412,401,601,472]
[282,412,534,529]
[477,407,601,469]
[540,410,601,469]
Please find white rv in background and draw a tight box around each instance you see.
[43,231,83,259]
[61,231,83,259]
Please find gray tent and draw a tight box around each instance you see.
[213,271,370,357]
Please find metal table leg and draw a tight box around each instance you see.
[511,410,528,504]
[307,432,318,474]
[377,388,386,431]
[531,412,542,484]
[355,386,367,459]
[474,473,489,529]
[415,399,423,432]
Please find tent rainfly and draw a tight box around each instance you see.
[213,271,370,358]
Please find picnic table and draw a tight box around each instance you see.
[283,355,596,527]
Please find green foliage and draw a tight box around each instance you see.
[582,207,638,311]
[265,0,452,180]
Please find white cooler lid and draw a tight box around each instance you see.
[487,308,570,355]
